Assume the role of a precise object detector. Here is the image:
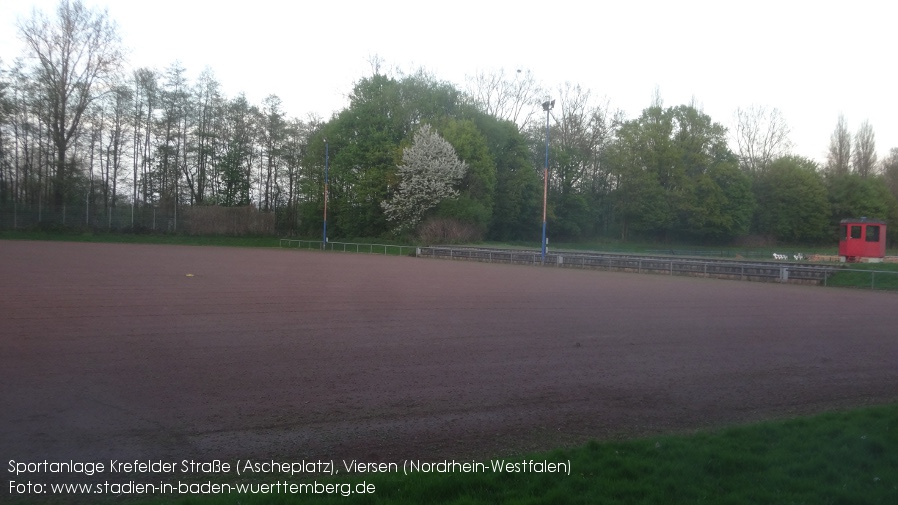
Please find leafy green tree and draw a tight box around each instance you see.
[684,163,754,241]
[606,112,670,239]
[826,172,896,230]
[607,104,753,241]
[473,117,541,241]
[381,124,467,233]
[826,114,852,175]
[305,73,463,238]
[853,120,877,178]
[305,70,534,240]
[434,118,495,233]
[753,156,830,243]
[826,170,898,247]
[668,105,753,240]
[543,84,612,239]
[301,76,396,237]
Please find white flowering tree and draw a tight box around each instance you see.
[382,124,468,233]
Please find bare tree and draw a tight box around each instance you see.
[17,0,124,209]
[825,114,852,175]
[367,53,385,76]
[550,82,612,196]
[732,105,792,174]
[190,68,221,205]
[102,85,131,224]
[852,120,877,178]
[260,94,285,212]
[131,68,158,209]
[883,147,898,198]
[465,68,543,131]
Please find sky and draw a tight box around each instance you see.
[2,0,896,165]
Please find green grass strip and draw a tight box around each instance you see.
[827,263,898,291]
[113,403,898,505]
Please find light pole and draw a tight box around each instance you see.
[541,99,554,264]
[322,138,329,249]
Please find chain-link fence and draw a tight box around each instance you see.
[0,203,281,235]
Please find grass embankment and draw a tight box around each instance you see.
[123,403,898,505]
[827,263,898,291]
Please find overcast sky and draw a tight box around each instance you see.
[2,0,896,165]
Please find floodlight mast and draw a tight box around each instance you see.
[541,99,554,264]
[322,138,329,250]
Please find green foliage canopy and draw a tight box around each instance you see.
[607,105,754,241]
[753,156,831,243]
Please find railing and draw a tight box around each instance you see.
[646,249,777,259]
[279,239,416,256]
[280,241,897,290]
[825,266,898,290]
[416,247,840,285]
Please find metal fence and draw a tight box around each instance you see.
[825,267,898,290]
[0,203,149,231]
[0,203,277,235]
[278,242,898,290]
[416,246,844,285]
[279,239,417,256]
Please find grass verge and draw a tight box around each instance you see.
[102,403,898,504]
[828,263,898,291]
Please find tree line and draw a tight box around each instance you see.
[1,0,897,244]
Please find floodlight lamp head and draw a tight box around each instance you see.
[542,99,555,111]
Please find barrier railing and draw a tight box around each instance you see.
[279,239,416,257]
[416,246,842,285]
[280,241,897,290]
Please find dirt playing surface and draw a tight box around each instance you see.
[2,240,898,469]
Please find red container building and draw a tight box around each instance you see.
[839,218,887,262]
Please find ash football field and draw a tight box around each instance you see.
[2,240,897,466]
